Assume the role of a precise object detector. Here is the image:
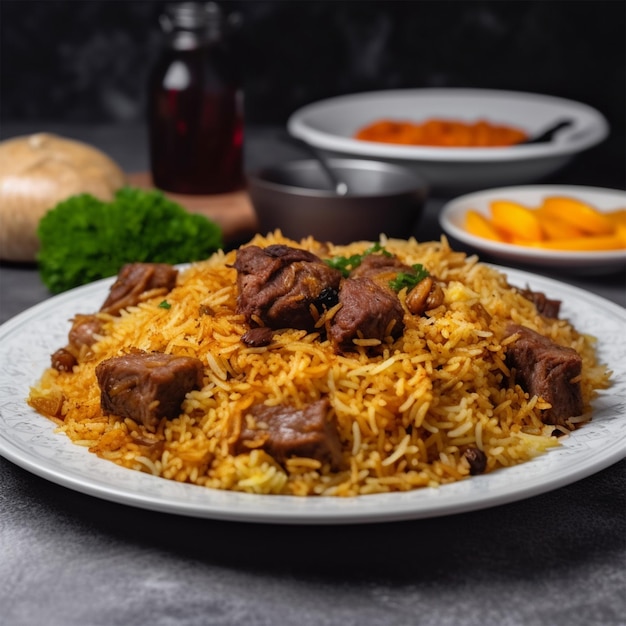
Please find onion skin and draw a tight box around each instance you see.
[0,133,126,262]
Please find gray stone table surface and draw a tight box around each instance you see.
[0,123,624,626]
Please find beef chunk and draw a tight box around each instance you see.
[350,253,412,284]
[351,253,444,316]
[242,327,273,347]
[50,314,105,371]
[234,398,344,470]
[68,314,104,349]
[329,276,405,352]
[100,263,178,315]
[95,351,204,431]
[519,287,562,318]
[50,264,177,371]
[505,324,583,426]
[234,244,342,331]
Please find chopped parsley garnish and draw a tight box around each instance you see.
[388,264,430,292]
[325,243,391,277]
[158,300,172,309]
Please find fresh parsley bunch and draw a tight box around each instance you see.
[37,187,223,294]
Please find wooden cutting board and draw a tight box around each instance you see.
[127,172,259,243]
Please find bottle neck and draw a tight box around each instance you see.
[166,29,215,51]
[160,2,223,50]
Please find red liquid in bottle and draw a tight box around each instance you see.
[148,4,243,195]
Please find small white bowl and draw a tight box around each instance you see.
[287,88,609,195]
[439,185,626,275]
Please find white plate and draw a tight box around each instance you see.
[440,185,626,274]
[287,88,609,194]
[0,270,624,524]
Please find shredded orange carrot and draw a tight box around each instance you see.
[355,118,528,147]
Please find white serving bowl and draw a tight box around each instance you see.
[287,88,609,196]
[439,184,626,275]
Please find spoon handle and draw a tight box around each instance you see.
[522,119,574,144]
[280,132,349,195]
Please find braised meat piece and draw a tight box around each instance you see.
[234,398,344,470]
[68,314,104,349]
[51,264,177,371]
[100,263,179,315]
[51,314,106,372]
[242,327,273,347]
[505,324,583,426]
[519,287,562,319]
[350,253,412,285]
[234,244,342,331]
[95,351,204,431]
[329,276,405,352]
[351,253,444,316]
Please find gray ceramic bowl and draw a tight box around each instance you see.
[247,158,429,244]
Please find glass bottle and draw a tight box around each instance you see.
[148,2,244,195]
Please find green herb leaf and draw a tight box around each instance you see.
[325,242,391,277]
[388,264,430,292]
[158,300,172,309]
[36,187,223,294]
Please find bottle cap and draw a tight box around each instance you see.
[160,2,222,33]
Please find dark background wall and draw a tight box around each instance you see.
[1,0,625,184]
